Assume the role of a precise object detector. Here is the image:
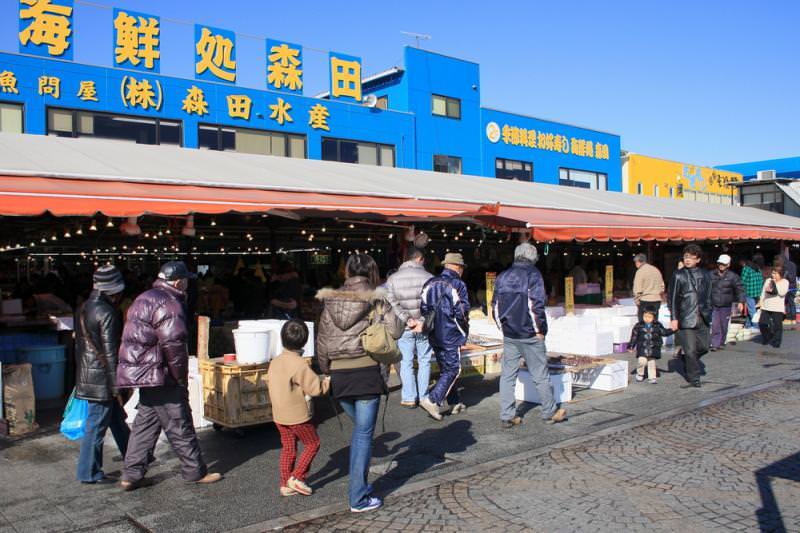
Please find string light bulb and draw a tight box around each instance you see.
[89,220,97,231]
[106,218,114,228]
[75,227,83,236]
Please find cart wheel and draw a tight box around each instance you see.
[212,423,223,432]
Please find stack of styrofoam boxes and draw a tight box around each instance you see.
[572,359,629,391]
[515,369,572,403]
[657,306,674,346]
[545,314,614,356]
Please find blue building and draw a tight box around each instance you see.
[0,1,620,191]
[717,157,800,181]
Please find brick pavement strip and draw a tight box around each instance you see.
[282,381,800,532]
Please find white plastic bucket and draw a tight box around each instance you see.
[232,328,271,364]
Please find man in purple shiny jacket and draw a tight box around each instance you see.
[117,261,221,490]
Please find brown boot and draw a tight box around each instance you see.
[192,472,222,484]
[547,408,567,424]
[119,478,154,492]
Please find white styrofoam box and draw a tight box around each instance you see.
[188,373,212,428]
[611,325,633,344]
[617,297,636,306]
[468,318,503,340]
[572,360,629,391]
[553,315,599,331]
[612,316,639,327]
[515,369,572,404]
[576,306,615,318]
[545,306,565,320]
[613,305,639,317]
[239,319,316,357]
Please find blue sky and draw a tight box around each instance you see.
[1,0,797,166]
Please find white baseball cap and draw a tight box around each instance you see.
[717,254,732,265]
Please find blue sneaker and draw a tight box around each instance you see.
[351,496,383,513]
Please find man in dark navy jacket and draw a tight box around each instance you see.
[492,243,566,428]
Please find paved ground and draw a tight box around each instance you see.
[286,380,800,532]
[1,330,800,532]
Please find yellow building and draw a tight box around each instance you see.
[622,153,743,204]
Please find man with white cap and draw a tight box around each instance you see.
[419,253,470,420]
[710,254,745,351]
[75,264,130,484]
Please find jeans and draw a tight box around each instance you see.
[338,397,380,509]
[397,330,433,403]
[711,306,732,348]
[637,301,661,323]
[500,336,557,420]
[77,400,130,482]
[786,291,796,321]
[427,346,461,406]
[677,323,710,384]
[123,386,207,483]
[745,297,757,328]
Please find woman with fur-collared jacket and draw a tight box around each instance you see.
[316,254,402,513]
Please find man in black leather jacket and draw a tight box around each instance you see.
[667,244,712,388]
[75,265,130,484]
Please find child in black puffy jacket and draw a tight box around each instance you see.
[628,310,674,384]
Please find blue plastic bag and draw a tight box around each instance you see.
[60,388,88,441]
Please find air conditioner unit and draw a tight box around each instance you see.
[757,170,777,181]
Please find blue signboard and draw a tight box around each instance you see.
[194,24,237,84]
[266,39,303,94]
[328,51,362,103]
[112,8,161,73]
[18,0,74,60]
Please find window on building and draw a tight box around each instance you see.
[636,183,643,195]
[47,108,181,145]
[431,94,461,119]
[199,124,306,158]
[433,154,462,174]
[321,137,394,166]
[653,184,660,197]
[376,95,389,110]
[559,168,608,190]
[0,102,23,133]
[495,158,532,181]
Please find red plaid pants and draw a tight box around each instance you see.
[275,421,320,486]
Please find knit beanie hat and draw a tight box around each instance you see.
[93,265,125,295]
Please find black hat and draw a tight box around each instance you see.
[158,261,196,281]
[93,264,125,295]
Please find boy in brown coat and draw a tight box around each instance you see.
[267,320,330,496]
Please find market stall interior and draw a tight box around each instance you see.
[1,133,800,436]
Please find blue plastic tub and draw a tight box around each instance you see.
[18,345,66,401]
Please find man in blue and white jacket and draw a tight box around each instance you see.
[419,253,470,420]
[492,243,566,428]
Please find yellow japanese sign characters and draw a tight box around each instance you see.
[624,154,742,200]
[329,53,361,102]
[0,71,20,94]
[308,103,330,131]
[19,0,74,59]
[120,75,162,111]
[195,25,236,83]
[38,75,60,98]
[488,122,610,161]
[113,9,160,72]
[267,40,303,93]
[182,86,208,116]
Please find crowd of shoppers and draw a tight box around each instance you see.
[71,241,796,514]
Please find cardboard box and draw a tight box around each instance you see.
[515,369,572,404]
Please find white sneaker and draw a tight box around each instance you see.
[450,402,466,415]
[351,496,383,513]
[419,397,443,421]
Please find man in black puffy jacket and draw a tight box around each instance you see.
[492,243,566,428]
[709,254,745,351]
[668,244,712,388]
[75,265,130,484]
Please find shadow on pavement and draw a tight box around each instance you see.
[755,451,800,532]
